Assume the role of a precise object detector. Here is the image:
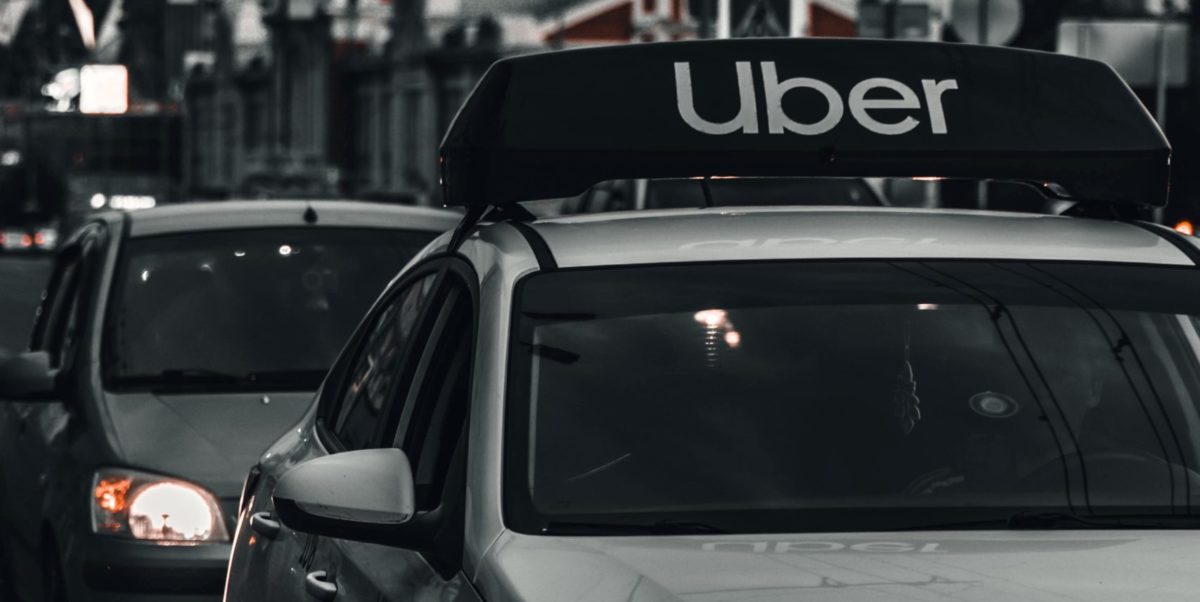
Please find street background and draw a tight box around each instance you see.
[1,0,1197,354]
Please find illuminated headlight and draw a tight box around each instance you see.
[91,469,229,544]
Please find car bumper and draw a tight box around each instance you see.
[69,536,228,601]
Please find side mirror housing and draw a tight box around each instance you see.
[0,351,57,401]
[273,448,426,547]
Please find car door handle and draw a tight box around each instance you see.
[305,570,338,601]
[249,511,280,539]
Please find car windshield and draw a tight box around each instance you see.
[506,261,1200,534]
[106,227,433,391]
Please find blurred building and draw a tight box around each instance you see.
[181,0,509,202]
[4,0,1199,216]
[181,0,698,203]
[0,0,186,227]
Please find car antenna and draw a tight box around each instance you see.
[700,175,715,208]
[303,202,319,224]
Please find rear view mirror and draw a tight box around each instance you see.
[273,448,417,543]
[0,351,57,401]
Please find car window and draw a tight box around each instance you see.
[38,260,79,359]
[334,272,438,451]
[34,242,88,368]
[389,279,473,509]
[105,228,434,391]
[506,260,1200,534]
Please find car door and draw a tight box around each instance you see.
[230,261,445,602]
[306,259,476,601]
[0,223,104,593]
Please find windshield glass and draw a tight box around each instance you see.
[106,227,433,391]
[506,261,1200,534]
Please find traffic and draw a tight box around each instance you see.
[4,19,1200,602]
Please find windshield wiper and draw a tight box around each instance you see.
[241,370,325,386]
[544,520,728,535]
[897,511,1200,531]
[119,369,324,389]
[156,368,244,383]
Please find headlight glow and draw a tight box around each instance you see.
[91,469,229,544]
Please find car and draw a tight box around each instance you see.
[226,39,1200,602]
[0,199,459,602]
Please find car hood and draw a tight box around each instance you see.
[481,530,1200,601]
[102,390,314,498]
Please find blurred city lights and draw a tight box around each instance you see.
[693,309,728,328]
[79,65,128,115]
[279,245,293,256]
[724,330,742,349]
[108,195,156,210]
[1174,220,1195,236]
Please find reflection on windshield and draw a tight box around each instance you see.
[507,261,1200,534]
[106,227,433,390]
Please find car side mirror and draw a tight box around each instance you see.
[273,448,420,545]
[0,351,58,401]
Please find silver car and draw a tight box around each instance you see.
[0,200,458,602]
[225,205,1200,602]
[225,38,1200,602]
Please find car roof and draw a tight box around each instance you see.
[521,207,1196,268]
[121,200,461,238]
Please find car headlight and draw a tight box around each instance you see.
[91,469,229,544]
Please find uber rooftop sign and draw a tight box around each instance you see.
[440,39,1169,208]
[674,62,958,136]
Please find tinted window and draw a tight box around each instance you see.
[335,273,438,450]
[106,228,434,390]
[507,261,1200,534]
[39,257,82,368]
[393,285,472,508]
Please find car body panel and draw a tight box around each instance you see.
[126,200,460,238]
[476,530,1200,601]
[530,208,1194,268]
[224,403,323,602]
[456,224,540,580]
[102,391,315,498]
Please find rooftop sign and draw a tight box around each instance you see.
[440,39,1170,208]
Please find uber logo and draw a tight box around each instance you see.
[674,61,958,136]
